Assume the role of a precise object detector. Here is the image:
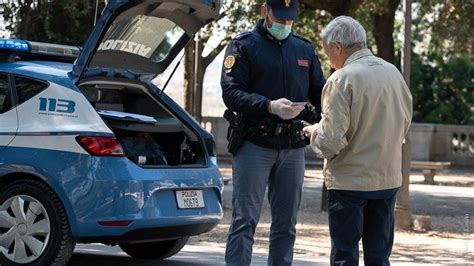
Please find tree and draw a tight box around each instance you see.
[300,0,364,17]
[183,1,261,119]
[368,0,400,63]
[409,0,474,125]
[411,53,473,125]
[1,0,104,45]
[414,0,473,55]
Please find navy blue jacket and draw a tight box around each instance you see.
[221,19,325,149]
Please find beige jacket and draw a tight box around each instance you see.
[311,48,413,191]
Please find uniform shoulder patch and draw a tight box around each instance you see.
[292,33,312,45]
[224,55,236,69]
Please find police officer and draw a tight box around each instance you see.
[221,0,325,265]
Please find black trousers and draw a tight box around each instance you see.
[327,190,397,266]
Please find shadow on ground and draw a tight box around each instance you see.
[391,243,473,264]
[68,246,224,266]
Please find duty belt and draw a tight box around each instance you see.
[246,119,307,140]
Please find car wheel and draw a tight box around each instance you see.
[119,237,189,260]
[0,180,75,265]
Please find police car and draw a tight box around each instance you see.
[0,0,223,264]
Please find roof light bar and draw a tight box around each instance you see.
[0,38,81,63]
[29,41,81,58]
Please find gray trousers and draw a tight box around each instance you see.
[225,141,305,266]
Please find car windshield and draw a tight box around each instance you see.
[98,15,185,63]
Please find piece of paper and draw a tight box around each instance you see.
[290,102,307,107]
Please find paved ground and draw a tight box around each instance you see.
[223,168,474,233]
[68,166,473,265]
[70,243,326,265]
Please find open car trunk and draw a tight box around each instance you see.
[79,80,206,167]
[72,1,221,167]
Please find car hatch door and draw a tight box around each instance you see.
[71,0,222,85]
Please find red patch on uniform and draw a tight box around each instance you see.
[298,59,309,67]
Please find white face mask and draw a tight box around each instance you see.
[266,7,292,40]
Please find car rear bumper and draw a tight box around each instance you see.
[77,221,219,245]
[70,182,224,241]
[66,157,224,240]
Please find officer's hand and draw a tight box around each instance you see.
[303,123,319,138]
[269,98,305,120]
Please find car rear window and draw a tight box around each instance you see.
[15,76,48,105]
[98,15,185,62]
[0,74,12,113]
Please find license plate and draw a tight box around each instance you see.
[175,190,205,209]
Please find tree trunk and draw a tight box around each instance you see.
[183,38,227,120]
[192,40,204,122]
[371,0,400,64]
[194,67,205,122]
[18,0,33,38]
[184,42,195,115]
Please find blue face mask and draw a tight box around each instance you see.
[266,10,292,40]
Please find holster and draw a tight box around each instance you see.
[289,120,308,146]
[223,109,246,155]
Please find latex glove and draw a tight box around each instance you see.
[269,98,305,120]
[303,123,319,138]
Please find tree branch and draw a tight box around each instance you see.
[202,42,227,68]
[300,0,364,17]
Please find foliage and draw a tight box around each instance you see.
[1,0,103,45]
[409,0,474,125]
[414,0,473,55]
[411,52,473,125]
[294,6,332,74]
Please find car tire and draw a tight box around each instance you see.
[0,179,75,265]
[119,237,189,260]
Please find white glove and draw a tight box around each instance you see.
[269,98,305,120]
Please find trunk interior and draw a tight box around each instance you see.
[78,80,206,167]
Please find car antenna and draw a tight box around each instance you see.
[160,52,185,95]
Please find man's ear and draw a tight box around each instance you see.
[334,42,343,55]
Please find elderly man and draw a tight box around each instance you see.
[303,16,412,265]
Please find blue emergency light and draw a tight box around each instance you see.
[0,39,30,52]
[0,38,81,63]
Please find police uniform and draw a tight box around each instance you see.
[221,0,325,265]
[221,23,324,149]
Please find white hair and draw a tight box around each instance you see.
[321,16,367,53]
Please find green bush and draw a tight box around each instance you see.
[411,52,473,125]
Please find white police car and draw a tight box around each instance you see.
[0,0,223,264]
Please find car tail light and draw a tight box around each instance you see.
[98,221,132,226]
[76,136,125,156]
